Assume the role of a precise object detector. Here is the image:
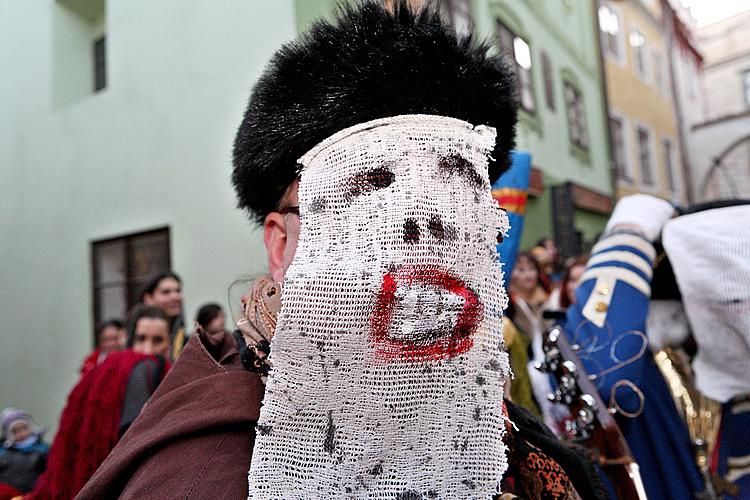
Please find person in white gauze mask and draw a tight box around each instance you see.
[249,115,511,499]
[75,3,607,499]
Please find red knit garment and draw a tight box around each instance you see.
[27,350,168,500]
[0,482,22,500]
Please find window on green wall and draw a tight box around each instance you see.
[496,21,536,114]
[542,51,555,111]
[564,81,588,151]
[91,228,171,329]
[93,35,106,92]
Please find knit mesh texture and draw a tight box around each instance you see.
[663,204,750,402]
[248,115,511,499]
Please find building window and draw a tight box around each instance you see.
[598,4,623,61]
[92,228,171,326]
[53,0,106,108]
[662,138,676,192]
[637,126,655,186]
[497,21,536,113]
[542,51,555,111]
[630,30,648,80]
[744,70,750,107]
[93,36,106,92]
[653,51,666,93]
[564,81,589,150]
[609,115,630,181]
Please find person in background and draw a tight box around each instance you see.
[508,251,564,430]
[536,236,562,283]
[79,319,126,373]
[26,307,170,500]
[194,303,228,346]
[560,194,704,498]
[127,271,186,360]
[0,409,48,499]
[529,245,554,291]
[548,255,588,310]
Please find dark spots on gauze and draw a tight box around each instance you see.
[485,358,502,372]
[256,424,273,436]
[309,196,327,213]
[403,217,420,244]
[323,410,337,455]
[427,214,456,241]
[397,491,422,500]
[368,462,383,476]
[475,375,486,386]
[437,153,484,190]
[473,407,481,421]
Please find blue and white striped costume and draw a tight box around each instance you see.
[564,231,704,499]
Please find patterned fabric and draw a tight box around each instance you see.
[492,150,531,288]
[248,115,511,499]
[714,395,750,499]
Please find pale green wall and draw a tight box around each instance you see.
[0,0,297,433]
[294,0,341,33]
[472,0,610,248]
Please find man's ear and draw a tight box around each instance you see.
[264,212,288,283]
[143,293,154,306]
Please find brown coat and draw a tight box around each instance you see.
[76,332,264,499]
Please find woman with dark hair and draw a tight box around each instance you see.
[194,303,227,346]
[80,319,126,373]
[126,271,187,360]
[549,255,588,310]
[508,251,564,430]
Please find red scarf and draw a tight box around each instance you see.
[28,350,168,500]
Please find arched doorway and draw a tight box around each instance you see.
[701,134,750,202]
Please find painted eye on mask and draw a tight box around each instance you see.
[437,154,486,190]
[346,165,395,200]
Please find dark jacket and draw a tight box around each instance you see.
[76,332,264,499]
[0,442,48,493]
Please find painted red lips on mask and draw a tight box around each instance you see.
[370,264,484,362]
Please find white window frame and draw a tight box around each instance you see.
[630,27,650,83]
[661,136,680,195]
[564,79,589,151]
[496,21,536,114]
[652,50,669,96]
[598,3,626,66]
[634,121,658,192]
[609,109,633,185]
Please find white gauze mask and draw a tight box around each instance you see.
[248,115,511,499]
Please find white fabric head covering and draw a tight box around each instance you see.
[662,204,750,402]
[248,115,511,499]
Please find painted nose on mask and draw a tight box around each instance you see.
[402,215,454,244]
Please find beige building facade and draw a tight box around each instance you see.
[599,0,687,203]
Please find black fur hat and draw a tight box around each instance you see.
[233,0,518,224]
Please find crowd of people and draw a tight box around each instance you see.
[2,2,748,498]
[0,273,232,499]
